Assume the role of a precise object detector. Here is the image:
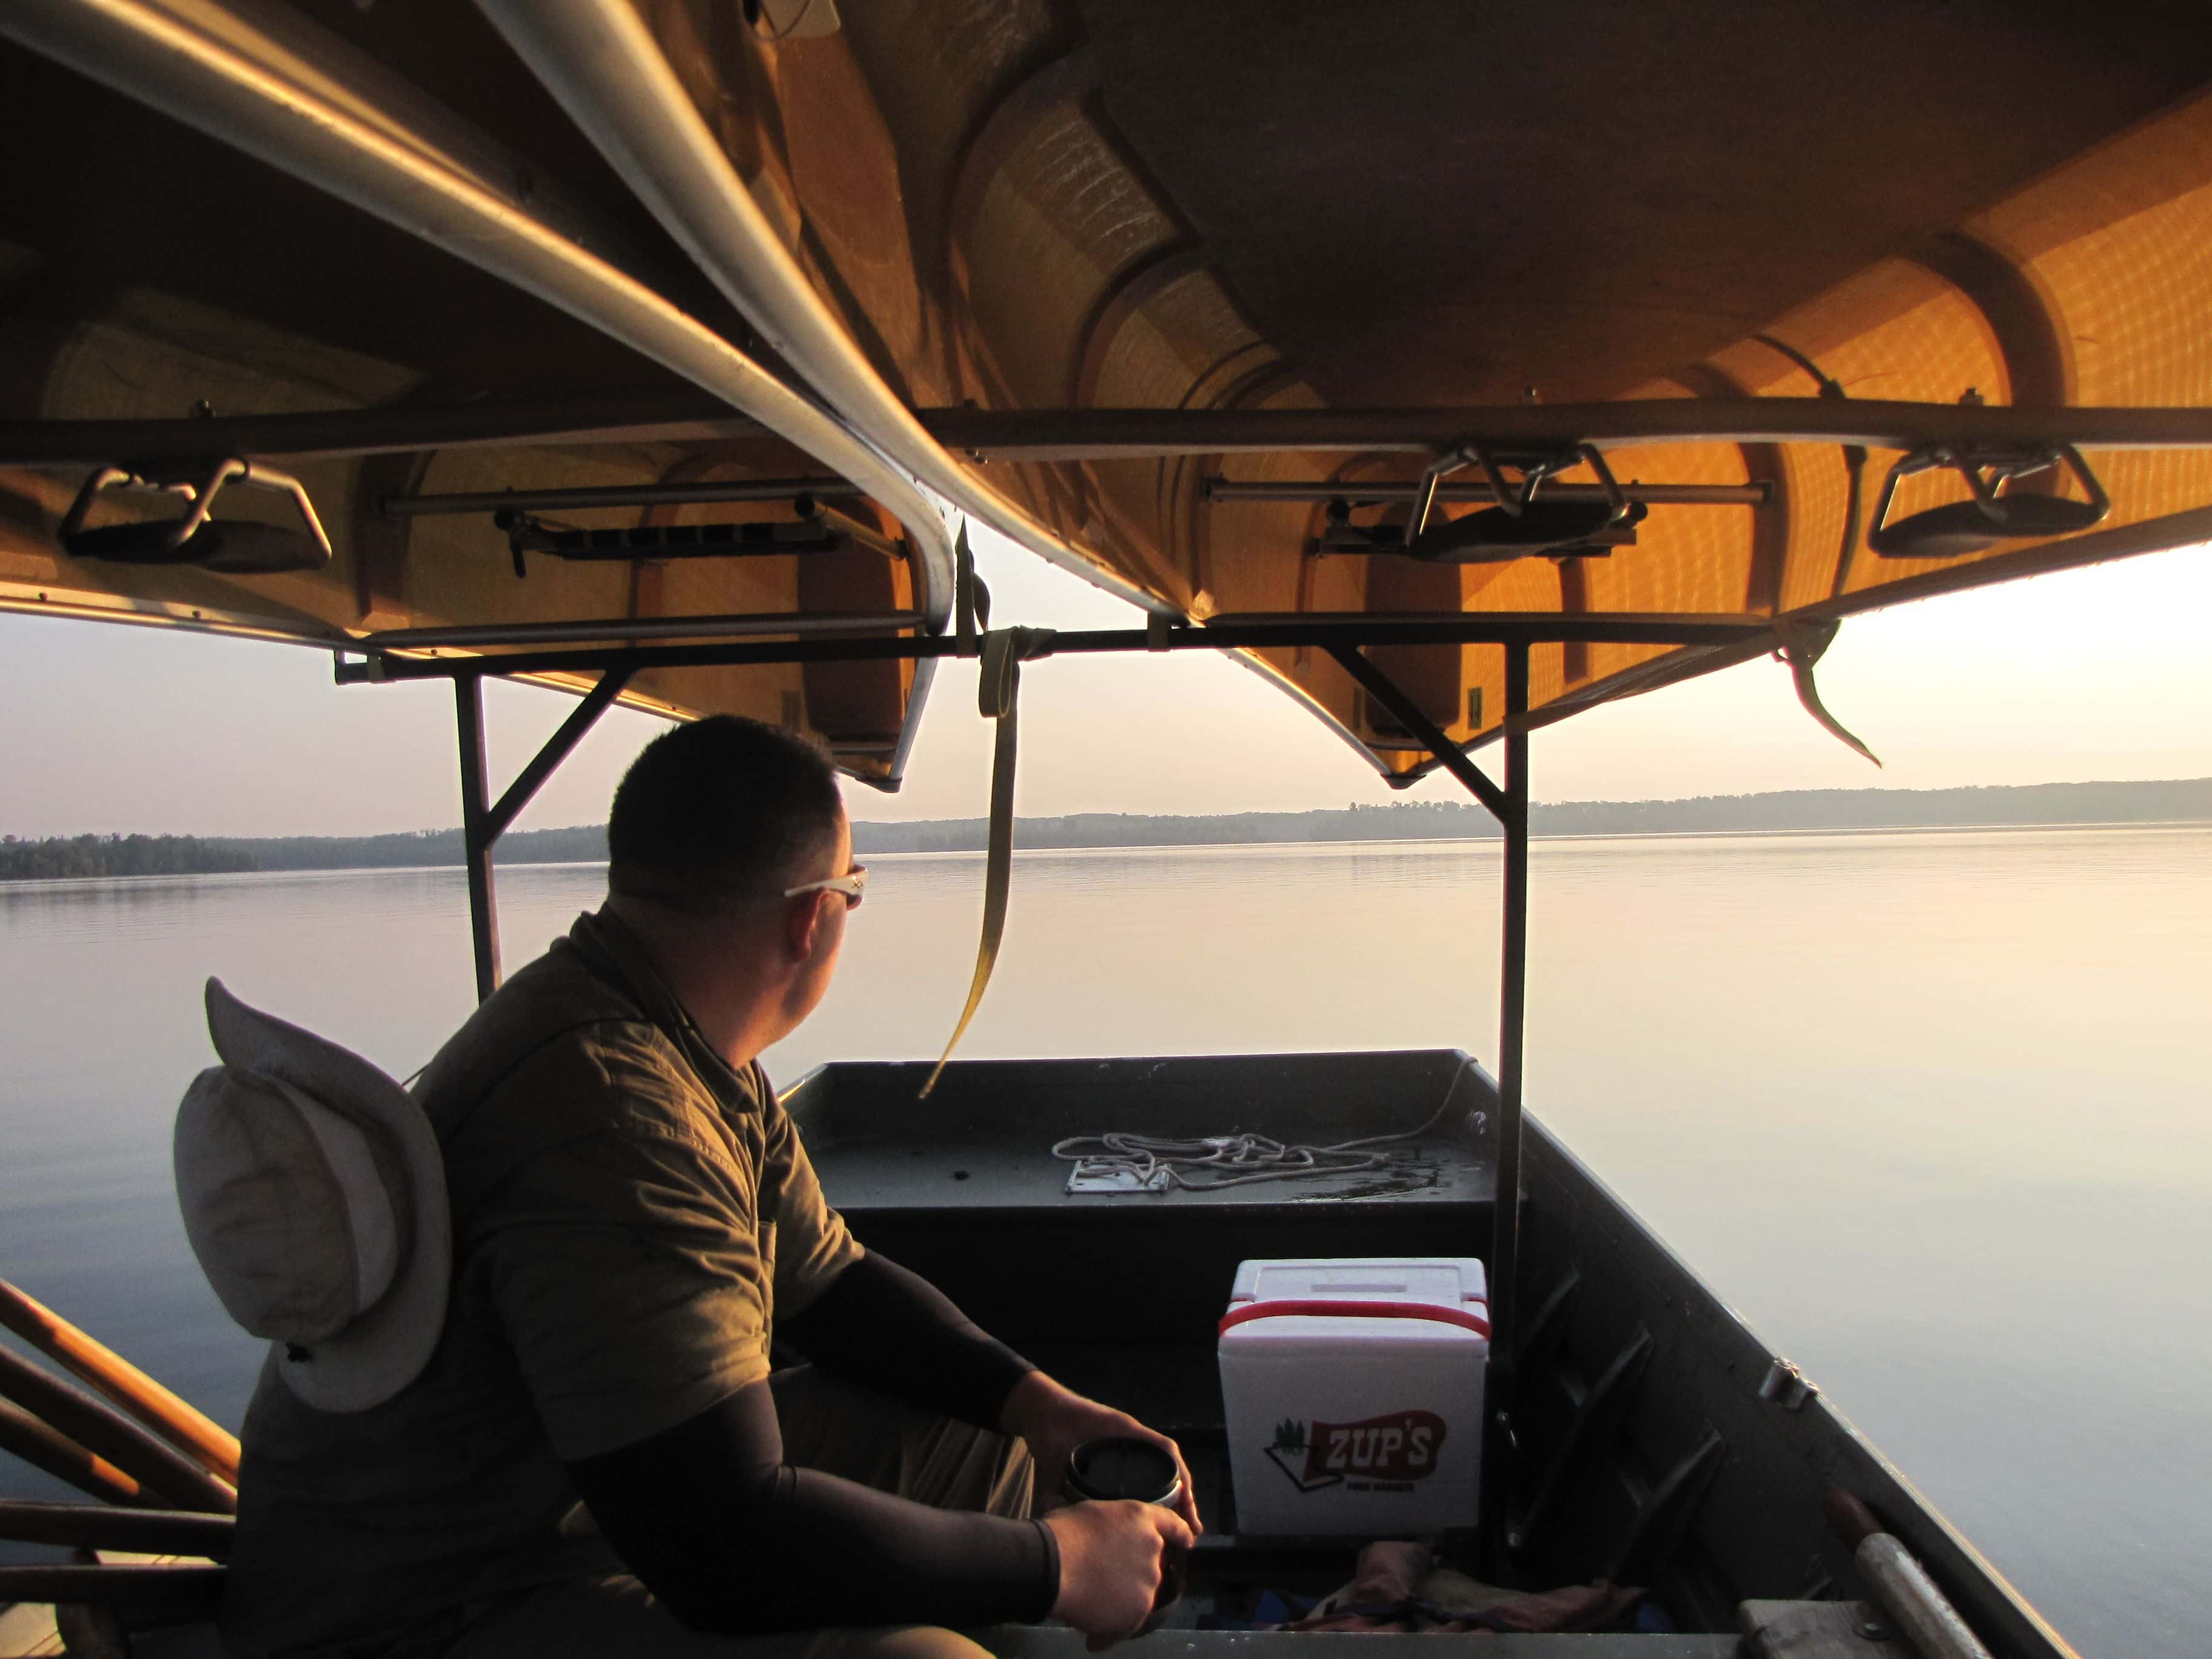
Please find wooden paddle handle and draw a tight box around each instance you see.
[0,1499,233,1558]
[0,1278,240,1484]
[0,1344,235,1514]
[0,1398,150,1509]
[0,1563,227,1617]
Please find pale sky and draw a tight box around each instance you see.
[2,532,2208,839]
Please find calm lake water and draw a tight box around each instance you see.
[4,825,2209,1655]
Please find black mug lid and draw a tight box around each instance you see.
[1066,1436,1181,1503]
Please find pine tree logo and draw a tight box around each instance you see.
[1274,1415,1336,1495]
[1265,1415,1338,1492]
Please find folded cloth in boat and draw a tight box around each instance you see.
[1275,1540,1642,1635]
[174,977,450,1412]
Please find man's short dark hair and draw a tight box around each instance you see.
[608,716,843,911]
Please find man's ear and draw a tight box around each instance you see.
[784,890,826,961]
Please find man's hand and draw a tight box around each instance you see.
[1002,1371,1203,1536]
[1042,1499,1193,1651]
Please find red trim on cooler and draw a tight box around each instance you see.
[1216,1299,1492,1338]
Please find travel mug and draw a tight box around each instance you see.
[1063,1436,1188,1625]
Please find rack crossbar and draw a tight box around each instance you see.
[361,609,923,652]
[336,612,1772,685]
[13,397,2212,469]
[384,477,862,516]
[1205,478,1772,507]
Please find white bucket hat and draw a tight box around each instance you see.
[174,979,450,1412]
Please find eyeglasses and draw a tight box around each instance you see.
[784,864,868,910]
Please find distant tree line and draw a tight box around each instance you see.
[0,833,259,880]
[850,778,2212,853]
[0,825,607,882]
[7,779,2207,880]
[851,800,1492,853]
[207,825,610,872]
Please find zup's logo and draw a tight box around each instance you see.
[1264,1410,1446,1492]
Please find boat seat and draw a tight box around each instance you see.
[970,1630,1737,1657]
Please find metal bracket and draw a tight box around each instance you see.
[1327,645,1509,820]
[1470,443,1631,525]
[1403,445,1478,545]
[1065,1160,1172,1195]
[1867,442,2109,558]
[1403,444,1646,563]
[59,458,332,571]
[496,511,848,566]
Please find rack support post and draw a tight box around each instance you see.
[455,674,501,1003]
[1486,641,1532,1558]
[452,668,637,1003]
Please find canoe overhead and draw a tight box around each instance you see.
[0,0,954,788]
[4,1,2212,778]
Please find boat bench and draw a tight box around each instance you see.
[785,1050,1496,1346]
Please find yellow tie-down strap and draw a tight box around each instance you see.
[920,626,1056,1099]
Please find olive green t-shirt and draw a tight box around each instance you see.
[221,909,862,1659]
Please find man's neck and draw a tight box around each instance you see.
[603,899,786,1070]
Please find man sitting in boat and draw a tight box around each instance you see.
[210,716,1195,1659]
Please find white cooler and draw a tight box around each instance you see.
[1218,1256,1488,1537]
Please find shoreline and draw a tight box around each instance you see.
[4,817,2207,886]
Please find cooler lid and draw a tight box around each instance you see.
[1229,1257,1487,1309]
[1221,1257,1490,1347]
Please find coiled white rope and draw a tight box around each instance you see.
[1052,1100,1482,1193]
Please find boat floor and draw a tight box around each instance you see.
[0,1612,1739,1659]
